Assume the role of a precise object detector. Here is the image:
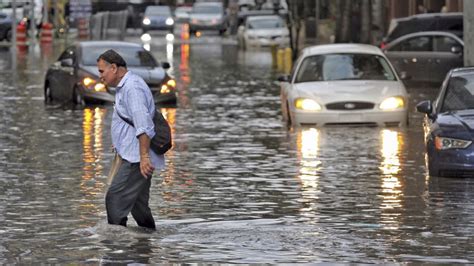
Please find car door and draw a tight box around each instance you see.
[432,35,464,82]
[385,35,433,82]
[52,47,77,101]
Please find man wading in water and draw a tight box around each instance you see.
[97,49,164,230]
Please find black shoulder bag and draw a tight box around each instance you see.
[116,108,172,155]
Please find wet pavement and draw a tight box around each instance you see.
[0,33,474,263]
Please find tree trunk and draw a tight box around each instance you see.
[360,0,371,43]
[336,0,352,43]
[371,0,385,45]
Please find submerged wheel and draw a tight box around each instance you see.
[73,87,85,106]
[44,83,53,103]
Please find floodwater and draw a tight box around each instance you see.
[0,35,473,264]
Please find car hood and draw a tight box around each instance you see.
[247,28,288,36]
[435,110,474,135]
[81,65,166,84]
[292,80,405,103]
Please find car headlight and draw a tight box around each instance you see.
[160,78,176,94]
[82,77,106,92]
[435,136,472,150]
[295,98,321,111]
[166,17,174,25]
[380,96,405,110]
[143,17,151,25]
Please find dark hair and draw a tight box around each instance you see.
[97,49,127,67]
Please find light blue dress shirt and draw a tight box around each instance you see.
[112,71,165,170]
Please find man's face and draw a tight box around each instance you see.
[97,59,118,87]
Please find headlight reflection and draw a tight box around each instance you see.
[380,129,403,229]
[296,128,322,216]
[81,107,107,224]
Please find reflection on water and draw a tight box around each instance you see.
[178,44,191,107]
[380,129,403,229]
[166,42,174,73]
[296,128,321,217]
[81,107,108,223]
[297,128,321,188]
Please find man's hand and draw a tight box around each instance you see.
[138,133,154,178]
[140,155,155,179]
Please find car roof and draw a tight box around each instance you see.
[450,67,474,77]
[247,15,281,21]
[385,30,464,47]
[392,12,462,22]
[194,2,223,7]
[301,44,384,57]
[78,41,143,49]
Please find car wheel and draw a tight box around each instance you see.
[44,83,53,103]
[6,29,12,42]
[73,87,85,106]
[286,102,292,127]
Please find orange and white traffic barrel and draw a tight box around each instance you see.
[40,22,54,43]
[17,22,28,51]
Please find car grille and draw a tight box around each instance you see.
[326,101,374,110]
[325,122,377,127]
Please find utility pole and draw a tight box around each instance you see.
[464,0,473,66]
[30,0,36,46]
[12,0,17,72]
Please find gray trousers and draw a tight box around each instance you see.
[106,160,156,230]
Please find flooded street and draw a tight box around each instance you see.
[1,36,474,263]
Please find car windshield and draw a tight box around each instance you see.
[248,18,284,29]
[146,7,171,15]
[441,74,474,112]
[193,5,222,14]
[81,46,158,67]
[295,53,396,83]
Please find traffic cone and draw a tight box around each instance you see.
[16,22,28,52]
[40,22,54,43]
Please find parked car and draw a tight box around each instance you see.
[44,41,177,105]
[237,15,289,49]
[189,1,227,35]
[174,6,192,24]
[0,12,12,42]
[383,31,464,84]
[416,67,474,177]
[279,44,408,127]
[142,5,174,33]
[380,12,462,48]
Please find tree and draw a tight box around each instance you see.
[335,0,352,43]
[360,0,371,43]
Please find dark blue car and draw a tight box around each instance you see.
[0,12,12,42]
[417,67,474,177]
[142,5,174,33]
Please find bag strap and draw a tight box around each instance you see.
[115,107,134,127]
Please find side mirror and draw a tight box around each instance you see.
[161,62,171,69]
[451,46,463,54]
[416,100,437,119]
[60,58,73,67]
[278,75,290,82]
[400,71,411,80]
